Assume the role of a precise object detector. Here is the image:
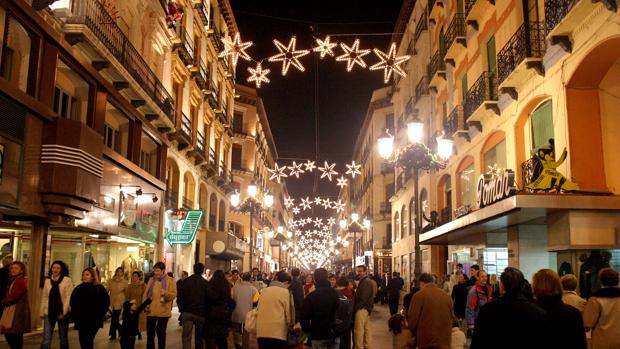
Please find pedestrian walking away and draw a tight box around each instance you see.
[386,272,404,316]
[39,260,73,349]
[176,270,188,326]
[256,271,294,349]
[69,267,110,349]
[407,273,453,349]
[109,267,128,340]
[560,274,587,312]
[205,270,235,349]
[451,272,468,324]
[583,268,620,349]
[143,261,177,349]
[120,298,152,349]
[353,265,374,349]
[388,314,414,349]
[300,268,340,349]
[334,277,354,349]
[179,263,209,349]
[289,268,305,324]
[0,261,31,349]
[232,272,260,349]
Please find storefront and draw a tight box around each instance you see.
[163,209,203,278]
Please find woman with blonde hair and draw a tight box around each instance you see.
[0,261,31,349]
[70,267,110,349]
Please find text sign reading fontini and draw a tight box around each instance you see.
[476,169,516,208]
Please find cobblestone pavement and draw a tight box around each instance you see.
[18,304,394,349]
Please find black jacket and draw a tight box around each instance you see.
[70,283,110,331]
[120,298,152,337]
[205,282,234,339]
[471,291,551,349]
[0,266,8,315]
[451,283,468,319]
[354,276,374,314]
[289,276,305,323]
[300,280,340,340]
[387,277,404,297]
[178,274,209,317]
[537,299,587,349]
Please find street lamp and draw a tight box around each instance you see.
[339,214,370,267]
[230,181,274,270]
[378,118,453,277]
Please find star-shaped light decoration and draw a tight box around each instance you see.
[284,196,295,208]
[268,37,310,76]
[288,161,305,178]
[322,198,332,209]
[327,217,336,226]
[334,200,345,213]
[292,207,301,215]
[336,176,348,188]
[369,43,411,83]
[314,218,323,228]
[345,160,362,178]
[304,160,316,172]
[313,35,338,59]
[268,163,288,183]
[247,62,270,88]
[322,225,329,232]
[318,161,338,181]
[336,39,371,72]
[301,197,312,210]
[219,33,253,66]
[313,196,322,205]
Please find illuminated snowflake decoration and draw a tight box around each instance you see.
[334,200,345,213]
[314,196,323,205]
[288,161,305,178]
[313,35,338,59]
[327,217,336,226]
[219,33,253,66]
[322,198,332,209]
[318,161,338,181]
[336,176,348,189]
[284,196,295,208]
[304,160,316,172]
[345,160,362,178]
[247,62,271,88]
[301,197,312,210]
[268,36,310,75]
[268,163,289,183]
[314,218,323,228]
[369,43,411,83]
[336,39,371,72]
[292,206,300,215]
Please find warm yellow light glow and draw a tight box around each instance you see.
[369,43,411,83]
[268,37,310,76]
[407,119,424,144]
[247,62,270,88]
[247,183,257,198]
[336,39,371,72]
[378,130,394,160]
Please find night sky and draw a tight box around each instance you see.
[230,0,403,204]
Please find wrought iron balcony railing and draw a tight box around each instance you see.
[415,10,429,42]
[195,132,206,153]
[497,21,546,85]
[208,80,219,109]
[445,13,466,50]
[463,71,498,119]
[427,48,447,80]
[180,112,192,141]
[465,0,477,17]
[182,196,194,210]
[178,28,194,66]
[544,0,576,36]
[195,0,209,27]
[416,75,430,101]
[444,105,467,136]
[165,190,178,209]
[195,60,209,90]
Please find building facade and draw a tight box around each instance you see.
[389,0,620,290]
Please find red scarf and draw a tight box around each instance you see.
[469,282,492,310]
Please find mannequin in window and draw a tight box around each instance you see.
[122,255,139,279]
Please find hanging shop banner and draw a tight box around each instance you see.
[476,169,516,209]
[119,193,160,243]
[165,210,204,245]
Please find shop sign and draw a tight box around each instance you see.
[165,210,204,245]
[476,169,516,209]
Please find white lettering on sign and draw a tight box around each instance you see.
[476,169,516,208]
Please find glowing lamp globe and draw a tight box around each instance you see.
[230,192,240,207]
[377,130,394,160]
[437,136,454,161]
[247,183,257,198]
[407,118,424,144]
[264,193,274,208]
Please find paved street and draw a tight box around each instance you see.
[18,304,393,349]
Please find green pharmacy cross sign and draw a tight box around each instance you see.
[165,210,204,245]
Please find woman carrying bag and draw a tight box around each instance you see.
[143,261,176,349]
[0,261,31,349]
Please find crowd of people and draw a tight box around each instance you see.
[0,254,619,349]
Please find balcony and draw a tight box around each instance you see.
[521,157,543,189]
[545,0,616,53]
[428,0,444,25]
[164,190,178,209]
[465,0,495,31]
[194,60,209,91]
[195,0,210,28]
[380,202,392,215]
[414,10,428,43]
[209,23,224,52]
[497,22,546,100]
[463,71,499,127]
[169,112,192,149]
[207,80,219,109]
[188,132,207,164]
[440,206,452,225]
[202,148,218,178]
[415,75,430,106]
[444,13,467,66]
[427,49,447,92]
[381,162,395,175]
[206,231,246,260]
[63,0,175,124]
[176,28,194,68]
[182,196,194,210]
[444,106,470,141]
[232,160,253,175]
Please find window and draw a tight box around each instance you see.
[401,205,408,238]
[0,11,34,93]
[487,36,496,76]
[218,200,226,232]
[530,100,553,149]
[461,74,468,102]
[231,144,242,170]
[54,61,90,123]
[459,163,475,208]
[394,212,400,241]
[140,132,158,176]
[209,193,217,229]
[386,223,392,247]
[233,111,244,133]
[104,102,130,158]
[483,139,507,170]
[385,113,394,134]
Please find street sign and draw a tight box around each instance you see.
[165,210,204,245]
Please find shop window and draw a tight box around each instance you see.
[459,163,475,208]
[393,212,400,241]
[139,132,158,177]
[483,139,507,170]
[0,11,35,94]
[530,100,554,149]
[104,102,130,158]
[53,60,90,124]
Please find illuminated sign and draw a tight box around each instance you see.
[476,169,516,209]
[165,210,204,245]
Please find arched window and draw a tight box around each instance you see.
[183,172,195,209]
[394,212,400,241]
[401,205,408,238]
[218,200,226,232]
[420,189,429,229]
[199,184,208,228]
[456,156,475,209]
[438,175,452,224]
[481,131,507,172]
[209,193,218,230]
[165,158,180,208]
[530,100,554,150]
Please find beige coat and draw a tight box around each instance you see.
[583,288,620,349]
[143,276,176,318]
[256,282,293,341]
[126,282,147,331]
[562,291,586,312]
[108,277,127,310]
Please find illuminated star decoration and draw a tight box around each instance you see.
[288,161,305,178]
[314,196,323,205]
[219,33,253,66]
[268,163,288,183]
[301,197,312,210]
[334,200,345,213]
[370,43,411,83]
[268,36,310,76]
[336,39,371,72]
[304,160,316,172]
[318,161,338,181]
[313,35,338,59]
[247,62,270,88]
[337,176,348,188]
[321,198,331,209]
[314,218,323,228]
[327,217,336,226]
[292,207,300,215]
[284,196,295,208]
[345,160,362,178]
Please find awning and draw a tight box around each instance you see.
[420,194,620,245]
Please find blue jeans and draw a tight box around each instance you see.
[41,315,69,349]
[312,338,340,349]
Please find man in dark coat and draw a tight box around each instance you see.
[300,268,340,347]
[387,272,404,315]
[0,255,13,316]
[289,268,305,323]
[471,267,551,349]
[178,264,209,349]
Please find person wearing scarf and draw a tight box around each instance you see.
[466,270,492,332]
[109,267,127,340]
[40,261,73,349]
[0,261,31,349]
[142,261,176,349]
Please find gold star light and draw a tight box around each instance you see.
[268,37,310,76]
[219,33,253,67]
[313,36,338,59]
[247,62,271,88]
[336,39,371,72]
[370,43,411,83]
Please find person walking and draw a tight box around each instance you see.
[465,270,492,334]
[304,273,316,297]
[0,256,13,316]
[232,272,259,349]
[205,270,234,349]
[300,268,340,349]
[39,260,73,349]
[465,264,480,288]
[289,268,305,324]
[256,271,294,349]
[407,273,453,349]
[119,298,152,349]
[126,271,147,340]
[143,261,177,349]
[109,267,127,340]
[387,272,404,315]
[0,261,30,349]
[335,277,354,349]
[451,272,468,324]
[583,268,620,349]
[70,268,109,349]
[353,265,374,349]
[176,271,188,326]
[560,274,586,312]
[470,267,550,349]
[179,263,208,349]
[532,269,586,349]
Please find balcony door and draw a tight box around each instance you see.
[457,0,464,14]
[231,144,242,170]
[486,36,496,77]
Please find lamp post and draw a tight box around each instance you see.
[339,214,371,268]
[230,181,273,270]
[378,117,453,277]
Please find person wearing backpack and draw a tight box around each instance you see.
[335,277,354,349]
[300,268,340,349]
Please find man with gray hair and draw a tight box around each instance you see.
[407,273,453,349]
[561,274,586,312]
[0,255,13,316]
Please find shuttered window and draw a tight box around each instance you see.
[531,100,554,149]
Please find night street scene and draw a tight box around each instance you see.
[0,0,619,349]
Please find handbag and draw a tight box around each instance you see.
[244,308,258,334]
[0,281,17,331]
[286,292,300,347]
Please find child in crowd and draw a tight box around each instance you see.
[388,314,414,349]
[451,319,467,349]
[120,298,152,349]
